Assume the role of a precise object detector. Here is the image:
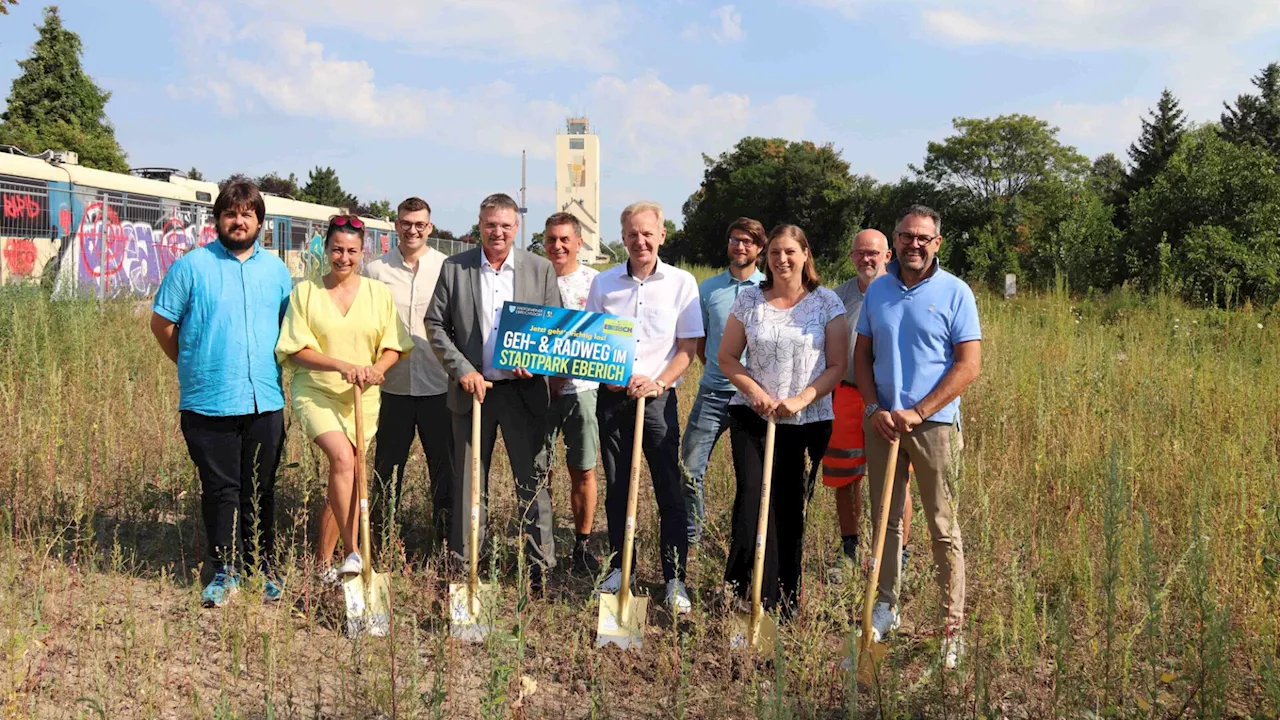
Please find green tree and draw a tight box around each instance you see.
[1130,125,1280,304]
[1,1,20,16]
[1126,89,1186,196]
[186,166,204,181]
[1088,153,1127,210]
[1221,62,1280,158]
[356,199,392,220]
[679,137,867,265]
[301,166,357,208]
[217,172,252,190]
[256,172,302,198]
[913,114,1089,279]
[0,7,127,171]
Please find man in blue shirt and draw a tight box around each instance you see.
[150,182,293,609]
[681,217,766,547]
[854,205,981,669]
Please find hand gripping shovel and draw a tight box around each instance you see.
[344,384,392,637]
[855,436,901,687]
[595,390,658,649]
[729,416,778,657]
[450,382,497,642]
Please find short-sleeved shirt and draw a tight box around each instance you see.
[556,264,600,395]
[365,246,449,397]
[697,268,766,392]
[152,241,293,417]
[728,286,845,425]
[832,277,867,385]
[585,258,704,385]
[855,259,981,424]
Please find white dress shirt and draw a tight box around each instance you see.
[480,250,516,380]
[364,246,449,396]
[585,257,704,385]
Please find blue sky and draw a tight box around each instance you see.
[2,0,1279,242]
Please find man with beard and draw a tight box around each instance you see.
[822,229,913,584]
[150,181,293,608]
[680,217,765,549]
[857,205,982,669]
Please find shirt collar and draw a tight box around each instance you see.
[722,267,765,286]
[481,249,515,272]
[212,239,261,260]
[887,257,941,287]
[625,256,665,281]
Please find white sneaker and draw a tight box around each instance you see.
[943,631,965,669]
[666,579,692,615]
[596,568,623,596]
[337,552,363,577]
[869,602,900,642]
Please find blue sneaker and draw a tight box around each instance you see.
[201,568,240,608]
[263,577,283,603]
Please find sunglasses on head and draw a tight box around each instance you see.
[329,214,365,230]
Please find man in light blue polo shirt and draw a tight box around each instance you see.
[854,204,981,670]
[681,217,766,547]
[150,181,293,609]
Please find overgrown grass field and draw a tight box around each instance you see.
[2,278,1279,718]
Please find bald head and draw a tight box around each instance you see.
[852,229,891,288]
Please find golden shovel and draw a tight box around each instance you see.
[595,390,658,649]
[855,436,901,686]
[343,384,391,637]
[729,416,777,656]
[449,382,497,642]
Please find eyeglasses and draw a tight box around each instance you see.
[895,232,938,246]
[398,220,430,232]
[330,214,365,230]
[853,250,885,260]
[728,236,760,246]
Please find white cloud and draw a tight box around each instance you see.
[586,74,816,177]
[1037,97,1147,159]
[711,5,746,44]
[796,0,868,21]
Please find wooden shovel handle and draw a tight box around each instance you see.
[354,385,372,584]
[860,437,901,654]
[618,389,660,620]
[468,381,495,600]
[748,417,777,644]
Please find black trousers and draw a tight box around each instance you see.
[372,392,454,545]
[449,380,556,569]
[179,409,285,572]
[724,405,831,614]
[597,388,688,582]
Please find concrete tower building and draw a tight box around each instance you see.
[554,117,602,263]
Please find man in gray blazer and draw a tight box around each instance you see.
[425,193,563,594]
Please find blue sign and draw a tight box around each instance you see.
[494,302,636,384]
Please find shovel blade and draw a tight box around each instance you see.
[595,592,648,649]
[855,636,890,688]
[728,612,777,657]
[342,571,391,638]
[448,581,497,642]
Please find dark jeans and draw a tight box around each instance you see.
[449,380,556,569]
[179,409,285,573]
[372,392,454,546]
[724,405,831,615]
[598,388,688,582]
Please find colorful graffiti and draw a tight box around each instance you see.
[3,193,41,220]
[3,238,37,276]
[72,202,217,296]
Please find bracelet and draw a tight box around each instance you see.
[655,379,667,390]
[863,402,880,419]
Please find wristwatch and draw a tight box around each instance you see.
[655,379,667,390]
[863,402,880,419]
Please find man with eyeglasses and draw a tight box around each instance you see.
[855,205,981,670]
[681,217,766,549]
[364,197,453,553]
[822,229,913,585]
[425,193,562,596]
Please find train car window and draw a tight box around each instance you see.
[121,193,163,227]
[262,223,274,249]
[290,219,309,251]
[0,174,53,239]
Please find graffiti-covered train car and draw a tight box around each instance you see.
[0,148,398,297]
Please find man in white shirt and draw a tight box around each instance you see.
[424,194,563,595]
[586,201,704,614]
[540,212,603,575]
[364,197,453,552]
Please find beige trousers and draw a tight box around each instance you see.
[863,418,965,630]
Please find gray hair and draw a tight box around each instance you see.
[479,193,520,214]
[620,200,664,228]
[897,204,942,236]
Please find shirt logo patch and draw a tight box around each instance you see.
[929,304,935,312]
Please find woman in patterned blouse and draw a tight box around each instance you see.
[717,224,849,618]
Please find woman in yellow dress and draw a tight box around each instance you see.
[276,215,412,577]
